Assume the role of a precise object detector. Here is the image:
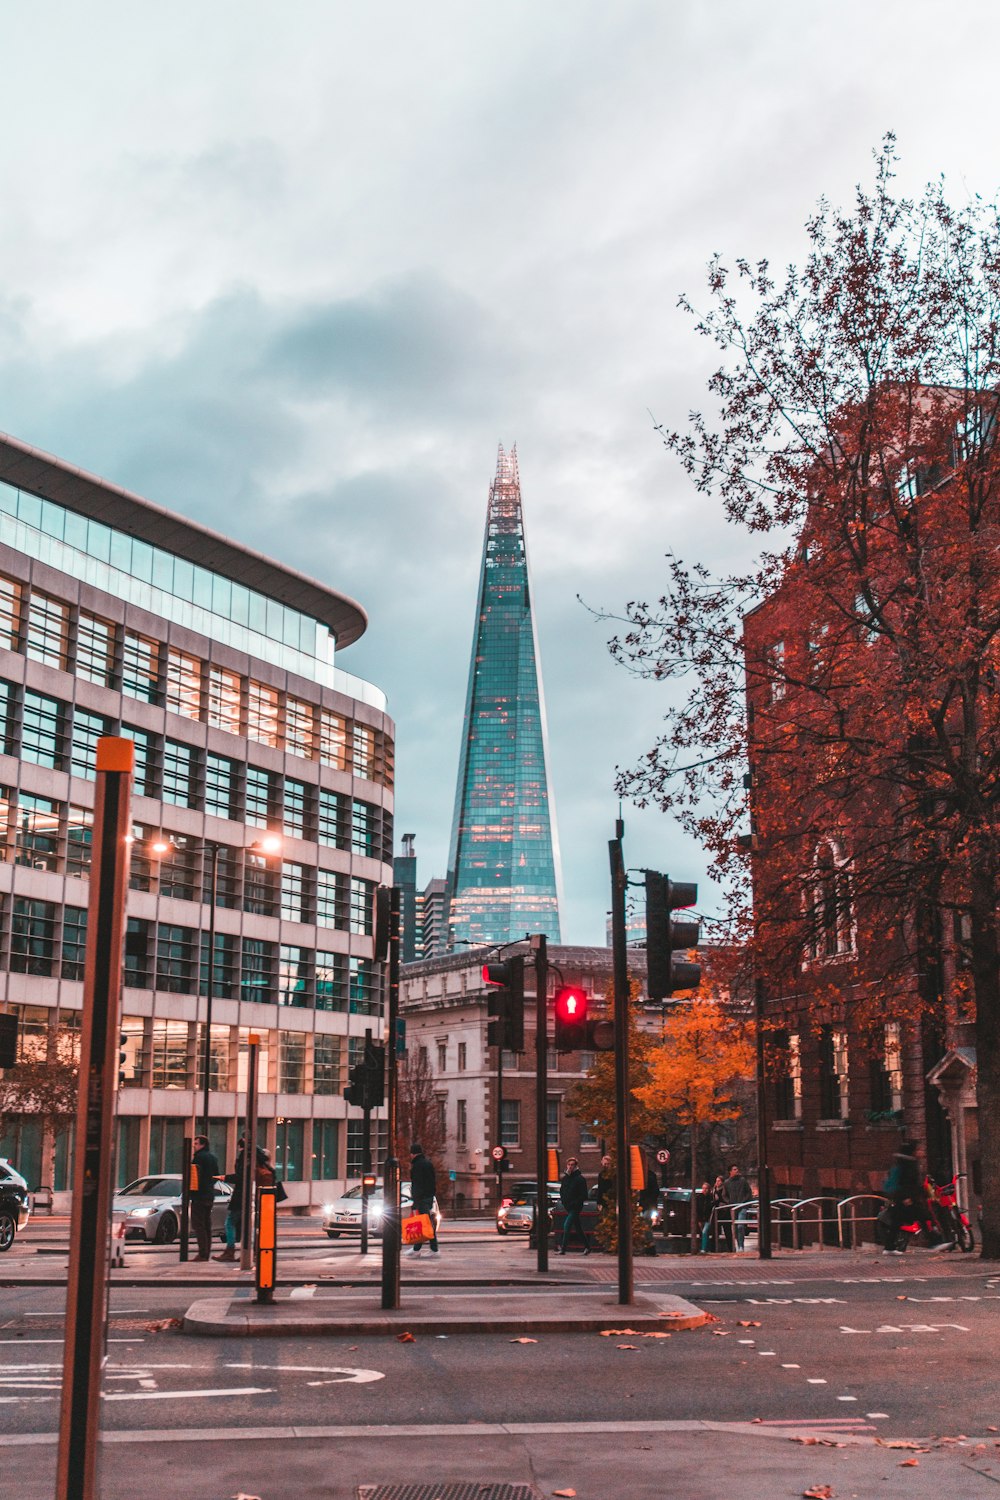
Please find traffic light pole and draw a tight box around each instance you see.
[533,934,549,1273]
[610,819,634,1305]
[381,887,401,1310]
[361,1026,373,1257]
[496,1041,505,1210]
[754,977,773,1259]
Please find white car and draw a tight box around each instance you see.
[112,1174,233,1243]
[0,1159,28,1192]
[321,1181,441,1239]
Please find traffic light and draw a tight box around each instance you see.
[483,956,525,1051]
[344,1061,368,1108]
[373,885,392,961]
[118,1033,128,1088]
[0,1013,16,1069]
[344,1040,385,1110]
[645,870,701,1001]
[553,986,589,1050]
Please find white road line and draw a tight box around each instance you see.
[103,1386,273,1402]
[225,1363,384,1384]
[837,1396,858,1402]
[807,1379,827,1385]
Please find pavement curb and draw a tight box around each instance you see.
[182,1290,709,1338]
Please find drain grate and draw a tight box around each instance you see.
[358,1486,539,1500]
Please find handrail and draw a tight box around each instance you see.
[836,1193,888,1249]
[789,1195,840,1250]
[685,1191,891,1253]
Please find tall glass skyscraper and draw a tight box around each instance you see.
[446,445,562,947]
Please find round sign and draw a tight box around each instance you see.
[490,1145,506,1161]
[656,1149,670,1164]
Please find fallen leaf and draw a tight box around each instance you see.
[899,1459,919,1467]
[897,1295,908,1301]
[875,1439,929,1451]
[617,1343,638,1350]
[737,1320,762,1328]
[802,1488,834,1499]
[510,1337,537,1344]
[232,1494,262,1499]
[553,1491,577,1497]
[145,1318,182,1332]
[711,1329,730,1337]
[988,1426,998,1433]
[642,1331,672,1339]
[348,1346,358,1351]
[396,1331,416,1343]
[791,1438,844,1448]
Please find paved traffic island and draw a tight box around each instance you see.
[182,1287,709,1338]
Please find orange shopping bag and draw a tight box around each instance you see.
[401,1212,435,1245]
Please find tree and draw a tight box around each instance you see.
[0,1025,78,1190]
[609,137,1000,1255]
[394,1047,446,1177]
[635,1000,754,1251]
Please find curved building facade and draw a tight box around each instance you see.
[0,432,393,1205]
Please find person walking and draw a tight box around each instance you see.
[701,1175,725,1252]
[190,1134,219,1262]
[214,1135,265,1262]
[408,1143,439,1254]
[558,1157,591,1255]
[595,1154,615,1209]
[724,1165,754,1251]
[882,1139,923,1254]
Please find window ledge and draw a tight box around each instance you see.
[816,1119,850,1131]
[772,1119,804,1132]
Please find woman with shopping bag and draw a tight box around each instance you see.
[407,1144,439,1254]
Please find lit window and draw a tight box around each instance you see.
[76,612,115,686]
[165,649,201,720]
[25,592,69,669]
[207,666,241,735]
[318,710,348,771]
[285,698,314,758]
[122,632,160,703]
[247,681,280,748]
[0,576,22,649]
[819,1026,849,1120]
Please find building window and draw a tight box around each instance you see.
[124,918,153,988]
[148,1116,184,1173]
[247,681,280,748]
[11,898,57,975]
[437,1041,447,1073]
[159,844,198,909]
[773,1030,803,1121]
[75,612,115,686]
[767,639,786,703]
[500,1099,520,1148]
[546,1098,559,1147]
[0,576,22,649]
[870,1021,903,1114]
[205,754,238,819]
[207,666,241,735]
[241,938,276,1003]
[351,799,374,857]
[349,877,373,935]
[346,1120,388,1178]
[315,950,346,1011]
[195,1023,230,1091]
[61,906,88,980]
[282,779,310,839]
[162,740,197,808]
[278,946,310,1007]
[314,1036,342,1096]
[807,840,854,961]
[317,789,345,849]
[501,1047,517,1070]
[14,793,60,870]
[0,680,15,754]
[200,931,238,1000]
[457,1042,467,1072]
[313,1118,339,1177]
[150,1019,189,1089]
[244,851,279,916]
[456,1099,467,1147]
[65,805,93,877]
[70,709,111,780]
[819,1025,849,1121]
[165,648,201,719]
[579,1123,598,1148]
[122,726,157,798]
[316,868,345,929]
[156,923,197,994]
[349,957,377,1015]
[278,1034,307,1094]
[285,697,314,758]
[352,723,375,779]
[245,766,278,828]
[122,631,160,703]
[281,863,309,923]
[319,710,348,771]
[25,591,69,668]
[22,690,65,769]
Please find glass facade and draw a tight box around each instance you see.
[446,445,562,945]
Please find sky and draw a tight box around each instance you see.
[2,2,1000,943]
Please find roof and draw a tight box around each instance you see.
[0,430,368,647]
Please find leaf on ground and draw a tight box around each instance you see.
[791,1438,844,1448]
[396,1331,416,1343]
[642,1331,672,1338]
[897,1295,908,1301]
[600,1328,641,1336]
[711,1329,730,1336]
[616,1343,639,1350]
[553,1490,577,1497]
[510,1337,537,1344]
[231,1493,262,1499]
[899,1459,920,1467]
[145,1317,182,1332]
[875,1439,928,1451]
[987,1426,998,1433]
[802,1487,834,1499]
[737,1320,762,1328]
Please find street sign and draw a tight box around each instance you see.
[656,1149,670,1164]
[490,1145,506,1161]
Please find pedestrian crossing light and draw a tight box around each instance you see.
[645,871,701,1001]
[553,986,589,1051]
[483,956,526,1051]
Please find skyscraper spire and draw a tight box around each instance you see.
[446,445,563,947]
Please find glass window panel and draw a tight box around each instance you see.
[274,1116,304,1179]
[165,649,201,720]
[130,539,154,584]
[313,1117,339,1175]
[70,708,111,780]
[152,550,174,592]
[0,680,14,755]
[85,518,112,563]
[172,557,194,601]
[75,612,115,686]
[195,1023,230,1091]
[122,726,157,798]
[546,1098,559,1147]
[65,806,93,878]
[281,863,309,923]
[155,923,197,994]
[205,754,238,819]
[500,1100,520,1148]
[245,765,278,828]
[285,697,314,758]
[348,956,377,1016]
[318,710,348,771]
[278,1032,307,1092]
[14,793,60,871]
[150,1019,190,1089]
[351,800,374,857]
[124,918,153,988]
[313,1038,342,1097]
[122,632,160,703]
[241,937,276,1003]
[61,905,88,980]
[199,931,238,1000]
[21,691,65,769]
[25,591,69,668]
[207,666,242,735]
[211,574,232,616]
[156,837,198,901]
[162,740,197,808]
[11,897,57,975]
[0,785,13,862]
[317,789,345,849]
[316,868,346,929]
[352,723,375,779]
[0,575,23,649]
[192,566,214,609]
[346,1120,388,1178]
[282,778,309,838]
[315,950,346,1012]
[62,510,88,552]
[247,681,280,748]
[278,946,310,1008]
[244,851,279,916]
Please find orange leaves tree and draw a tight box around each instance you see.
[609,136,1000,1256]
[636,1000,754,1251]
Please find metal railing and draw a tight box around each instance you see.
[693,1192,889,1252]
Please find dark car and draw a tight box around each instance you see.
[0,1177,31,1251]
[547,1189,602,1250]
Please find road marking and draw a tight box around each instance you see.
[224,1362,384,1384]
[746,1297,847,1306]
[837,1396,858,1402]
[781,1364,800,1369]
[288,1286,316,1301]
[758,1352,776,1357]
[807,1379,827,1385]
[867,1412,890,1419]
[103,1387,273,1402]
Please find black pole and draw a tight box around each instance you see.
[610,819,633,1305]
[178,1135,192,1263]
[56,737,133,1500]
[755,977,773,1259]
[534,934,549,1273]
[361,1028,372,1256]
[201,842,219,1140]
[381,888,401,1309]
[496,1038,505,1210]
[240,1036,259,1273]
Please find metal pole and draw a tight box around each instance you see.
[201,843,219,1140]
[534,934,549,1273]
[381,887,401,1309]
[755,977,773,1259]
[240,1035,260,1273]
[178,1135,191,1264]
[361,1028,372,1257]
[56,737,134,1500]
[610,819,634,1305]
[496,1041,505,1211]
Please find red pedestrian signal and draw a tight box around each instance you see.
[553,986,589,1051]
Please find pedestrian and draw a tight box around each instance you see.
[701,1175,725,1253]
[881,1139,923,1255]
[214,1134,265,1262]
[595,1154,615,1210]
[558,1156,591,1255]
[190,1134,219,1262]
[723,1165,753,1251]
[408,1143,439,1254]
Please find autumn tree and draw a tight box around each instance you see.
[635,999,754,1251]
[609,137,1000,1255]
[394,1047,445,1178]
[0,1023,78,1190]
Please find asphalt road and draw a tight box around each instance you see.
[2,1262,998,1440]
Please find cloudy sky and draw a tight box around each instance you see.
[2,2,998,942]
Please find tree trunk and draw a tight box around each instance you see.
[970,858,1000,1258]
[689,1118,700,1255]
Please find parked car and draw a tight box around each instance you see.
[0,1158,28,1192]
[111,1174,232,1243]
[321,1181,441,1239]
[496,1182,560,1235]
[0,1175,31,1251]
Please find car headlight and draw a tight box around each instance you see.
[323,1203,336,1216]
[370,1204,383,1219]
[129,1205,157,1217]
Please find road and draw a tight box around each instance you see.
[4,1226,1000,1497]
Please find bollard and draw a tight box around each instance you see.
[255,1184,277,1304]
[110,1218,126,1269]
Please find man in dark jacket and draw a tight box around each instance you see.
[883,1139,923,1254]
[723,1165,754,1251]
[408,1144,439,1254]
[558,1158,591,1255]
[214,1136,266,1262]
[190,1135,219,1261]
